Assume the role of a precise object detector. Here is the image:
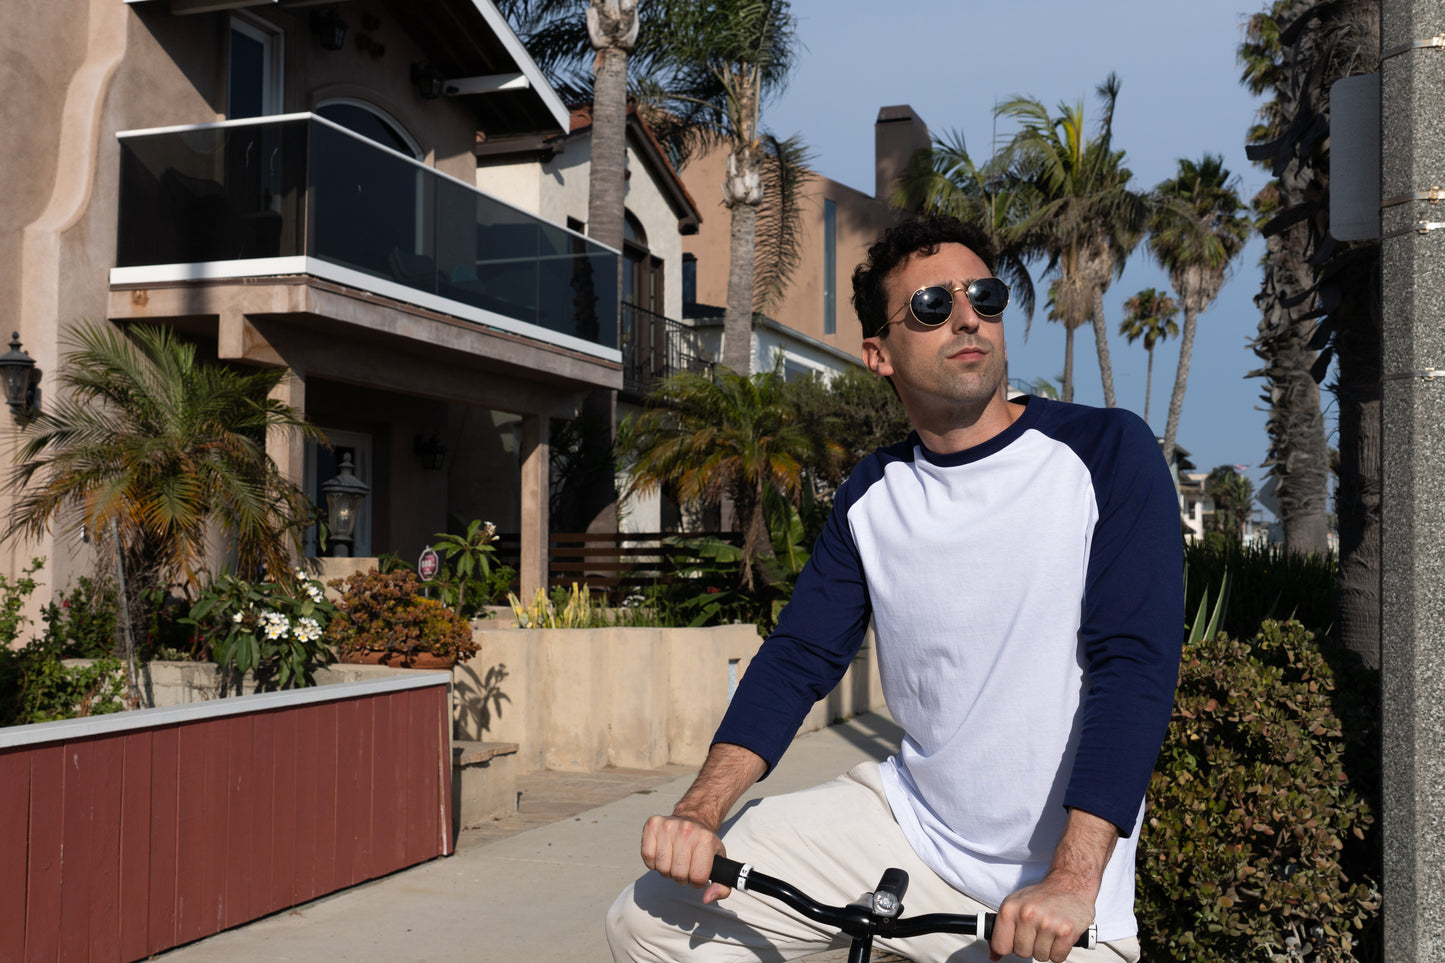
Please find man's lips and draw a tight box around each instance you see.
[947,344,989,360]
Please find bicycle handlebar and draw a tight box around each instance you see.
[710,855,1097,952]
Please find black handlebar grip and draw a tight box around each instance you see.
[710,855,746,888]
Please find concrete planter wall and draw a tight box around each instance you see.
[453,623,884,773]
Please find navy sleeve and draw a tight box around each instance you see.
[1061,411,1184,835]
[710,475,874,776]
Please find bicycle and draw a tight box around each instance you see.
[709,855,1098,963]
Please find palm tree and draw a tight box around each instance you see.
[635,0,805,374]
[995,74,1147,406]
[4,322,322,613]
[1240,0,1381,665]
[507,0,811,376]
[896,130,1038,325]
[1119,287,1180,427]
[1151,155,1251,472]
[584,0,639,258]
[1205,464,1255,543]
[617,366,840,587]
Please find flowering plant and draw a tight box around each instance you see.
[325,568,477,664]
[188,569,337,689]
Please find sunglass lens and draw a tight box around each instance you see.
[910,286,954,326]
[967,278,1010,317]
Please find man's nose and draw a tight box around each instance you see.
[952,295,982,332]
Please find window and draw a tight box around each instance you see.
[682,253,697,305]
[228,15,283,119]
[622,211,664,314]
[316,101,421,159]
[823,198,837,335]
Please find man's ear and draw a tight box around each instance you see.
[862,337,893,378]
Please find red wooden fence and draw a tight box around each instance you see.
[0,673,452,963]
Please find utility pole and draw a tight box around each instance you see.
[1380,1,1445,956]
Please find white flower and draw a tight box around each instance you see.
[259,610,290,640]
[306,584,324,603]
[232,611,244,623]
[294,617,322,643]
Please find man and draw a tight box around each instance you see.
[607,214,1183,963]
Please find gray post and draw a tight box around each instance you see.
[1381,1,1445,957]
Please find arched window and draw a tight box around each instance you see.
[622,211,663,314]
[316,101,421,159]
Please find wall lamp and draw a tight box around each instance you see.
[311,7,349,51]
[415,434,447,471]
[0,333,41,417]
[321,452,369,557]
[411,62,445,100]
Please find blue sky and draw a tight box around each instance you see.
[764,1,1292,503]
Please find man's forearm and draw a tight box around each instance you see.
[672,742,768,830]
[1045,807,1119,898]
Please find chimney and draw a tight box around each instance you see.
[875,105,931,204]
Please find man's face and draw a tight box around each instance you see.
[862,242,1010,424]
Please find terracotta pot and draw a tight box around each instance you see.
[338,650,455,670]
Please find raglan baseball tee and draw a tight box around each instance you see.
[712,395,1183,940]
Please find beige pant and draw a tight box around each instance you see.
[606,763,1140,963]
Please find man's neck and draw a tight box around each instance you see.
[911,395,1027,455]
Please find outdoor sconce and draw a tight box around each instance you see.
[311,7,349,51]
[321,452,369,557]
[414,434,447,471]
[0,332,41,417]
[411,62,444,100]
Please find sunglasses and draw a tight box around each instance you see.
[885,277,1011,329]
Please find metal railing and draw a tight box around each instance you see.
[620,301,716,394]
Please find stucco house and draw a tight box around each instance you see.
[2,0,628,603]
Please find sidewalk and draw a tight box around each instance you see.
[154,710,903,963]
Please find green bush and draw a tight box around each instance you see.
[326,568,477,663]
[1138,620,1379,962]
[0,560,125,727]
[1184,540,1336,638]
[40,575,119,658]
[186,570,336,689]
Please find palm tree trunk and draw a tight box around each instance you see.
[1143,346,1155,427]
[723,188,760,374]
[1163,306,1199,469]
[1062,324,1076,404]
[1091,289,1117,408]
[587,47,628,254]
[1334,260,1382,667]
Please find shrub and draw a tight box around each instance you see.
[0,560,125,726]
[186,570,336,689]
[1184,540,1336,638]
[1138,619,1379,962]
[40,575,119,658]
[326,568,477,663]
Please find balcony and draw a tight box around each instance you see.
[113,114,619,360]
[620,302,715,395]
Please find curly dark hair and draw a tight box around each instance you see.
[851,213,999,340]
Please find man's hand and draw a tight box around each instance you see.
[638,742,767,904]
[988,807,1118,961]
[641,813,731,903]
[987,873,1096,962]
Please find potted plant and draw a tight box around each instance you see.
[326,568,477,669]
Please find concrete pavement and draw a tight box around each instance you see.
[154,711,904,963]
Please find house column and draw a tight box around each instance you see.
[266,366,307,487]
[518,412,550,600]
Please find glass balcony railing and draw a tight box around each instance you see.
[115,114,620,352]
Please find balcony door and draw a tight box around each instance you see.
[228,14,283,119]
